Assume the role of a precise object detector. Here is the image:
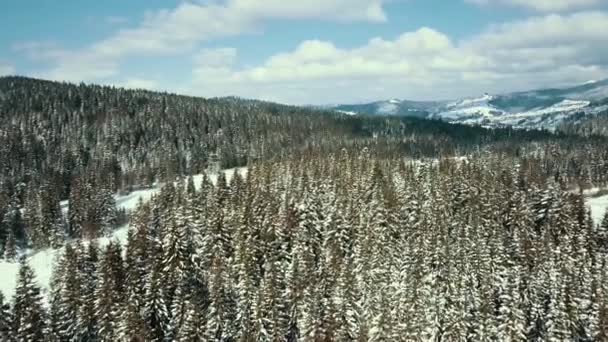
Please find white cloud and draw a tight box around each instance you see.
[184,28,492,103]
[469,11,608,49]
[466,0,601,12]
[228,0,387,22]
[194,48,238,67]
[185,12,608,104]
[0,61,15,76]
[18,0,388,82]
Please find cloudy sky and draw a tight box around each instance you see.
[1,0,608,104]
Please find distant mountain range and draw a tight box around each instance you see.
[331,79,608,129]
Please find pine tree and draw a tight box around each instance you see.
[3,230,17,261]
[55,243,83,340]
[497,267,527,342]
[78,239,100,341]
[95,184,118,236]
[120,299,147,341]
[12,259,46,341]
[175,300,206,341]
[68,177,85,238]
[95,243,123,342]
[144,256,170,342]
[205,242,237,341]
[0,292,14,342]
[598,211,608,250]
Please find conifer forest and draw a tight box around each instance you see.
[1,75,608,342]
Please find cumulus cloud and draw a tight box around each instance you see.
[465,0,601,12]
[17,0,388,82]
[186,11,608,104]
[194,48,238,68]
[469,11,608,49]
[227,0,387,22]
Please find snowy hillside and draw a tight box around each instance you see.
[588,193,608,226]
[332,79,608,129]
[377,100,400,115]
[435,93,503,121]
[434,98,594,129]
[0,167,247,302]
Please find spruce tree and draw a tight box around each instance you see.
[144,257,170,342]
[79,239,100,341]
[12,259,46,341]
[56,243,83,340]
[0,292,14,342]
[95,243,123,342]
[3,230,17,261]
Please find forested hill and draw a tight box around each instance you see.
[0,75,601,200]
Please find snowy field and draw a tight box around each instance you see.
[0,167,247,302]
[588,193,608,226]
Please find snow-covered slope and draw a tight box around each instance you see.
[0,167,247,302]
[437,94,503,121]
[331,79,608,129]
[588,193,608,226]
[433,98,594,129]
[377,100,400,115]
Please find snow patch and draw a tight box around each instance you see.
[377,101,399,115]
[336,110,357,116]
[588,194,608,225]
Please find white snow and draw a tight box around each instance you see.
[519,99,590,117]
[436,93,504,121]
[437,96,592,129]
[336,110,357,116]
[0,225,132,304]
[588,194,608,226]
[377,101,399,115]
[447,93,494,109]
[0,167,247,302]
[439,106,502,120]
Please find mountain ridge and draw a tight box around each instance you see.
[332,79,608,129]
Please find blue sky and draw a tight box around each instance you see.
[1,0,608,104]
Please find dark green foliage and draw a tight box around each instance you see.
[12,259,46,341]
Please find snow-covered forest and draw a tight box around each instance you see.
[1,152,608,341]
[2,78,608,341]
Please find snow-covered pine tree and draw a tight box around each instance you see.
[3,229,16,261]
[125,201,151,310]
[78,238,100,341]
[598,211,608,250]
[68,176,85,239]
[12,259,46,341]
[205,240,238,341]
[0,292,14,341]
[233,202,259,341]
[94,242,124,342]
[55,243,83,340]
[175,299,206,341]
[95,183,118,237]
[257,217,289,341]
[144,254,170,342]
